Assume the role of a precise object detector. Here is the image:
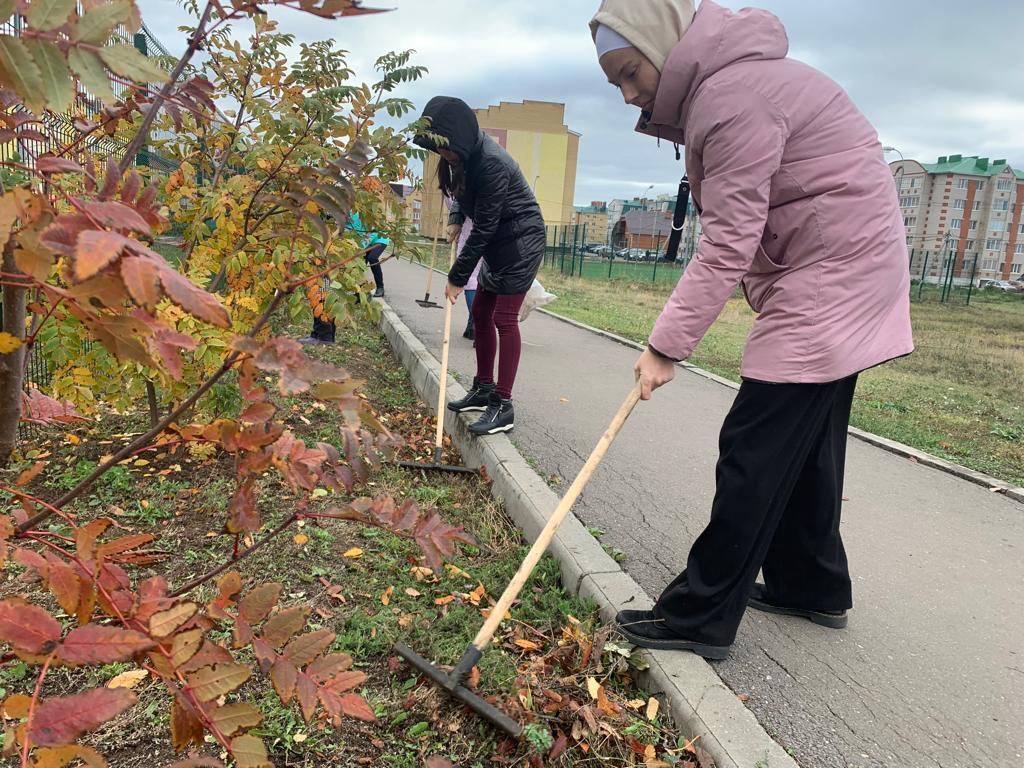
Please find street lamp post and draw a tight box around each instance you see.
[883,145,905,191]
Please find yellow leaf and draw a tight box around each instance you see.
[293,534,309,546]
[586,676,601,701]
[410,566,433,581]
[381,586,393,606]
[343,547,363,558]
[646,696,659,721]
[134,459,150,467]
[434,595,455,606]
[0,332,22,354]
[293,733,308,743]
[108,669,148,689]
[64,433,82,445]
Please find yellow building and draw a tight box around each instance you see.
[421,100,580,239]
[572,202,609,245]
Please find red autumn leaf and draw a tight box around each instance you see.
[179,639,234,674]
[83,200,151,235]
[338,693,376,722]
[37,156,84,174]
[0,599,61,654]
[187,663,252,703]
[209,702,263,737]
[306,653,354,684]
[158,265,230,328]
[121,256,161,309]
[239,402,276,424]
[120,171,141,204]
[20,389,86,425]
[227,478,259,534]
[58,624,155,664]
[296,672,319,723]
[97,533,156,559]
[238,583,282,625]
[549,732,569,761]
[168,758,225,768]
[28,687,137,746]
[270,659,298,703]
[74,230,131,281]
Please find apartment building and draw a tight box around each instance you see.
[572,202,609,244]
[890,155,1024,281]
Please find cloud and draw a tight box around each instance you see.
[137,0,1023,205]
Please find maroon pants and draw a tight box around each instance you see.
[471,288,526,400]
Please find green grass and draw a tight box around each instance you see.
[539,266,1024,486]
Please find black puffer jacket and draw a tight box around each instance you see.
[415,97,546,295]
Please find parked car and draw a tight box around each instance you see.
[981,280,1022,293]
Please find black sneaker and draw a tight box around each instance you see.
[614,609,731,660]
[373,287,385,298]
[447,377,495,413]
[468,393,514,436]
[747,583,848,629]
[462,322,474,340]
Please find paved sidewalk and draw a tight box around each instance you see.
[380,258,1023,768]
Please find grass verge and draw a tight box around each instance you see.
[539,266,1024,486]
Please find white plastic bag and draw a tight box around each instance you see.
[519,279,556,322]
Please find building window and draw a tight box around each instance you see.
[953,199,966,210]
[985,238,1002,251]
[903,216,916,227]
[982,258,997,271]
[977,181,986,191]
[1015,244,1024,256]
[1020,223,1024,235]
[965,240,976,251]
[950,218,962,229]
[993,199,1010,211]
[899,196,920,208]
[969,220,979,231]
[997,179,1013,191]
[957,178,970,189]
[973,200,982,211]
[990,221,1006,233]
[1012,261,1022,273]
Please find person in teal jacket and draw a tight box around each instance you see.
[302,212,389,344]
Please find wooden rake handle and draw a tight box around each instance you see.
[433,240,459,460]
[471,383,643,650]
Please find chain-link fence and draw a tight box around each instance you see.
[544,224,1023,307]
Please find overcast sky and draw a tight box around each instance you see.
[137,0,1023,206]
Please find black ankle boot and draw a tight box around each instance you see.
[462,321,474,340]
[468,393,514,435]
[447,377,494,413]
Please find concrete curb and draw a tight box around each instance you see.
[536,307,1024,505]
[378,302,798,768]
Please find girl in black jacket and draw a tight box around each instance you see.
[415,97,546,435]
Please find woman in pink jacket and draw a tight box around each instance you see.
[592,0,913,658]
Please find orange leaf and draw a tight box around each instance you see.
[210,702,263,737]
[29,687,137,746]
[74,230,130,281]
[43,553,81,616]
[433,595,454,606]
[171,694,205,752]
[187,663,252,702]
[337,693,375,722]
[306,653,354,684]
[227,478,259,535]
[238,583,282,624]
[296,672,319,723]
[149,602,198,638]
[261,606,308,648]
[513,639,540,652]
[120,256,161,309]
[58,624,155,664]
[380,586,393,606]
[293,533,309,546]
[0,598,61,653]
[283,629,335,667]
[231,733,272,768]
[271,658,298,703]
[171,628,205,669]
[3,693,32,718]
[15,460,46,486]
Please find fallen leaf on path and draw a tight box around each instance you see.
[343,548,363,558]
[404,588,421,598]
[293,534,309,546]
[434,595,455,606]
[586,676,601,701]
[514,638,540,651]
[646,696,659,720]
[381,587,393,606]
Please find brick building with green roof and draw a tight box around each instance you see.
[890,155,1024,282]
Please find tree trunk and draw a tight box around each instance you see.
[0,241,27,464]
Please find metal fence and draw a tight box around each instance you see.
[544,224,1024,307]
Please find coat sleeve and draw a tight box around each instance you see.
[447,198,466,227]
[648,86,787,362]
[448,156,510,287]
